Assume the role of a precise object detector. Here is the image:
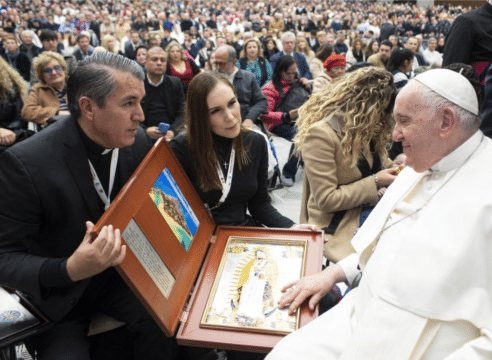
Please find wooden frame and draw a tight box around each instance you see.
[177,226,323,353]
[91,139,324,351]
[91,139,215,337]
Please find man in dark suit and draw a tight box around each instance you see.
[87,12,101,44]
[269,32,312,87]
[0,52,177,359]
[72,32,93,62]
[379,12,397,42]
[140,47,185,141]
[124,30,142,60]
[214,45,268,129]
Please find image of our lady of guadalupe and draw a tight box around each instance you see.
[234,249,276,326]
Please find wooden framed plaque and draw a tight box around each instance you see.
[91,139,215,337]
[92,139,324,350]
[177,226,322,353]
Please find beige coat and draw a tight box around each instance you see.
[300,116,381,262]
[21,83,63,126]
[309,58,324,79]
[312,72,332,95]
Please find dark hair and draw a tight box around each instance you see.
[387,48,414,73]
[135,45,148,57]
[444,63,484,111]
[185,72,249,191]
[67,52,144,120]
[346,62,374,73]
[272,55,297,94]
[380,40,393,49]
[39,29,57,42]
[314,43,333,62]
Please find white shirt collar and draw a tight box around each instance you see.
[147,73,164,87]
[431,130,483,173]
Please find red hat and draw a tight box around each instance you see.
[323,54,346,71]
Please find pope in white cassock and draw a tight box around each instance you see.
[267,69,492,359]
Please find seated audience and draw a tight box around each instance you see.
[345,38,366,65]
[22,51,70,127]
[1,34,31,81]
[387,47,415,89]
[215,45,267,129]
[263,37,279,62]
[312,54,346,95]
[236,38,272,88]
[140,47,185,141]
[165,41,201,95]
[261,55,311,186]
[310,44,334,79]
[423,37,443,67]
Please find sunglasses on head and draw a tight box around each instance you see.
[43,65,63,75]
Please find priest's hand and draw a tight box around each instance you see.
[66,222,126,282]
[278,264,346,315]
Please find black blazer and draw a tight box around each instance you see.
[0,116,152,321]
[1,52,31,81]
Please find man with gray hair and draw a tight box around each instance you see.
[214,45,267,129]
[268,69,492,359]
[0,52,177,359]
[19,29,42,62]
[269,31,312,86]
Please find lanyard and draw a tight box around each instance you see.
[88,149,119,211]
[210,147,235,210]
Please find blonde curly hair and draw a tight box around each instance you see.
[296,66,396,167]
[0,57,27,104]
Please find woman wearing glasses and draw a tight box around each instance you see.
[22,51,70,127]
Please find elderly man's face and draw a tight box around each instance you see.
[282,36,295,54]
[22,32,33,45]
[393,82,444,173]
[214,49,234,76]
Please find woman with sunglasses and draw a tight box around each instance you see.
[22,51,70,127]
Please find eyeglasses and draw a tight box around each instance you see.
[43,65,63,75]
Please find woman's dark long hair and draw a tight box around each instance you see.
[271,55,297,94]
[387,48,414,73]
[314,43,333,62]
[185,72,250,192]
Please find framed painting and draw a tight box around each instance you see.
[201,236,307,335]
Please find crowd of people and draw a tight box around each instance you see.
[1,0,492,359]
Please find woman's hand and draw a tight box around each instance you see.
[0,128,16,146]
[290,223,317,231]
[375,167,399,187]
[289,108,299,120]
[278,264,346,315]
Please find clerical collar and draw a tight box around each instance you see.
[76,120,111,156]
[147,72,164,87]
[431,130,483,173]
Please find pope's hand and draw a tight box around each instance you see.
[375,167,399,187]
[278,264,346,315]
[290,223,317,231]
[67,222,126,282]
